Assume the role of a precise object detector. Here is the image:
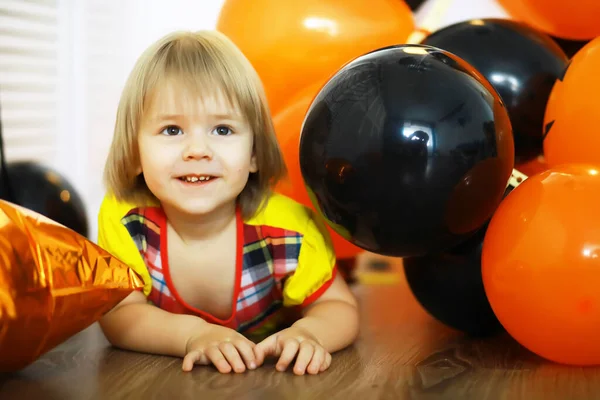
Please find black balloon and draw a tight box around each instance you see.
[300,45,514,258]
[551,35,590,58]
[421,18,569,163]
[2,161,89,237]
[403,184,519,337]
[403,221,502,337]
[404,0,426,11]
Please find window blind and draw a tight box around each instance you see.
[0,0,59,164]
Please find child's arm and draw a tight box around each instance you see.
[100,291,258,373]
[291,273,359,351]
[254,273,359,375]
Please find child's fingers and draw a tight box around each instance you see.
[293,341,316,375]
[306,347,326,375]
[234,339,257,370]
[219,342,246,373]
[182,350,203,372]
[254,333,278,362]
[205,346,233,373]
[320,352,332,372]
[253,343,266,366]
[276,338,300,372]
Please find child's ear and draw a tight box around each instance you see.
[249,154,258,173]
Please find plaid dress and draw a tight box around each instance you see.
[98,193,338,336]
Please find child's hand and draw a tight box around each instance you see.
[254,326,332,375]
[183,324,257,373]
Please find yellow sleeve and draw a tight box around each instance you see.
[282,208,338,308]
[249,193,337,308]
[97,193,153,296]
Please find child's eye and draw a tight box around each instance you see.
[161,125,183,136]
[212,125,233,136]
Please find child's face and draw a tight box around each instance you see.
[137,82,257,216]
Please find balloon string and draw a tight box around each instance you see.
[0,95,15,203]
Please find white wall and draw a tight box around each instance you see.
[414,0,508,31]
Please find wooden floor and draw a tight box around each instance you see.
[1,254,599,400]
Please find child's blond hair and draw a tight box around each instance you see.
[103,30,287,218]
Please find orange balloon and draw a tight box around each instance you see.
[515,155,549,177]
[273,83,362,260]
[543,37,600,168]
[216,0,414,115]
[482,164,600,366]
[498,0,600,40]
[272,83,324,205]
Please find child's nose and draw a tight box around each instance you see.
[182,132,212,160]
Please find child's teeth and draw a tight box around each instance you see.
[184,176,210,182]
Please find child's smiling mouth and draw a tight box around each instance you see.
[178,175,217,184]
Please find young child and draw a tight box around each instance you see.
[97,30,359,376]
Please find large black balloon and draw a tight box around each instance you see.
[402,183,517,337]
[2,161,89,237]
[300,44,514,258]
[421,18,569,163]
[403,221,502,337]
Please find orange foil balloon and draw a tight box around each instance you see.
[0,200,144,372]
[498,0,600,40]
[274,83,362,259]
[543,37,600,168]
[217,0,414,115]
[482,164,600,366]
